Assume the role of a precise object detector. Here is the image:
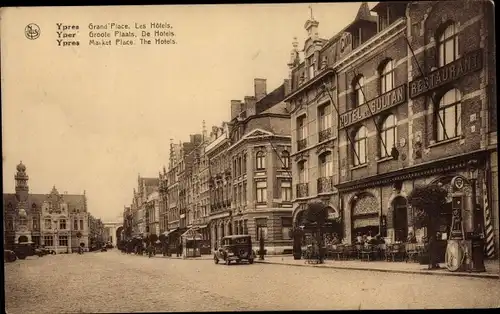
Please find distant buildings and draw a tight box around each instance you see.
[3,162,99,253]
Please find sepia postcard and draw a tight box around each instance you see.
[2,2,499,313]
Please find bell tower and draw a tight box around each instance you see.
[15,161,29,202]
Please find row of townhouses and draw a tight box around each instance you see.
[123,1,498,258]
[3,162,105,253]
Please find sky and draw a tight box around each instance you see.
[1,2,377,222]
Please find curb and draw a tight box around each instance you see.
[255,260,500,280]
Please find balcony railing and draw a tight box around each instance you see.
[318,127,333,142]
[297,139,307,151]
[296,183,309,198]
[317,176,334,194]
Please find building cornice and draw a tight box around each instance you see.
[284,68,335,103]
[335,18,406,72]
[335,149,489,192]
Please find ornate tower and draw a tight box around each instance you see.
[15,161,29,203]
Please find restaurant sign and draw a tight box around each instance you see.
[339,84,407,129]
[409,49,483,99]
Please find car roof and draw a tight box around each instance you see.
[222,235,251,240]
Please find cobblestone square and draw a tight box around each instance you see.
[5,251,500,313]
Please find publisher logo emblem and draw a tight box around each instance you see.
[25,23,40,40]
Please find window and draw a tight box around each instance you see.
[243,182,247,204]
[281,217,293,240]
[352,28,362,49]
[437,22,459,67]
[74,219,78,230]
[6,218,14,231]
[32,235,40,246]
[44,236,54,247]
[45,219,52,229]
[354,126,368,166]
[19,217,27,225]
[298,160,308,183]
[353,76,365,106]
[318,102,332,131]
[380,115,397,158]
[256,218,268,240]
[59,219,66,230]
[319,152,333,177]
[256,151,266,170]
[32,218,38,230]
[281,181,292,202]
[281,151,290,169]
[379,9,390,31]
[297,115,307,140]
[80,220,84,230]
[243,220,248,235]
[308,57,315,79]
[437,89,462,141]
[256,181,267,203]
[59,235,68,246]
[380,60,394,94]
[243,153,247,173]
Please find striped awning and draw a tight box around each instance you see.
[353,216,379,229]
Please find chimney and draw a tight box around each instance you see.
[244,96,257,117]
[231,100,242,120]
[254,78,267,101]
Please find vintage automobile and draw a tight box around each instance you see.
[13,242,41,259]
[40,246,56,255]
[213,235,255,265]
[4,249,17,262]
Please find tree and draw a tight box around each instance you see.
[407,184,448,269]
[304,200,328,263]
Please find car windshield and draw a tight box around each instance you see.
[233,238,248,244]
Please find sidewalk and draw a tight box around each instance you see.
[255,256,500,279]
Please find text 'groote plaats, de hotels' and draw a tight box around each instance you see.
[55,22,177,47]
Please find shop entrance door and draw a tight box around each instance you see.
[393,197,408,242]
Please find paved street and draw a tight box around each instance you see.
[5,250,500,313]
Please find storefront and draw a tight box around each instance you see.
[350,192,380,241]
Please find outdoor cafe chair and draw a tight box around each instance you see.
[389,243,405,262]
[405,243,419,263]
[361,244,377,261]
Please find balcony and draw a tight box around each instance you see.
[296,183,309,198]
[317,176,334,194]
[297,139,307,151]
[318,128,333,143]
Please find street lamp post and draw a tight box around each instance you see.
[468,160,486,272]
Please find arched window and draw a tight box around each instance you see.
[298,160,308,183]
[380,60,394,94]
[319,152,333,178]
[380,115,397,158]
[281,151,290,169]
[437,22,459,67]
[353,126,367,166]
[242,153,247,173]
[353,76,365,107]
[437,89,462,141]
[256,151,266,170]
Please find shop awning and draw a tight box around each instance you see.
[353,216,379,229]
[163,228,179,237]
[181,228,203,240]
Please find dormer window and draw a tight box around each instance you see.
[307,56,315,79]
[378,6,391,32]
[352,28,362,49]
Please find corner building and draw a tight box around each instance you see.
[287,1,497,260]
[228,78,293,255]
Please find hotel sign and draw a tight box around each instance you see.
[339,84,407,129]
[409,49,483,99]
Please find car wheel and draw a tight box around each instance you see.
[214,256,219,264]
[249,259,254,264]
